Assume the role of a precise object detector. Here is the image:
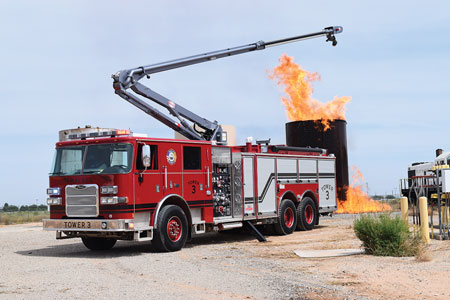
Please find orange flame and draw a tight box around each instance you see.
[269,54,350,130]
[270,55,387,213]
[336,166,391,214]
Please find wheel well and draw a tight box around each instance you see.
[281,191,297,204]
[154,196,192,230]
[281,190,319,211]
[302,190,318,210]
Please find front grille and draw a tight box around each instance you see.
[65,184,99,217]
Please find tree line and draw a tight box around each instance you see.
[371,195,396,200]
[1,203,48,212]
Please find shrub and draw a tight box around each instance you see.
[354,214,420,257]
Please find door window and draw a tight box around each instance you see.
[183,146,201,170]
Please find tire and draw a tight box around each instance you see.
[296,197,317,231]
[81,237,116,250]
[274,199,297,235]
[152,205,188,252]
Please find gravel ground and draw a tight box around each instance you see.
[0,215,449,300]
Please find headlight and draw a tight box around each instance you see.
[46,187,61,196]
[100,196,127,205]
[101,196,117,204]
[47,197,62,205]
[100,186,118,194]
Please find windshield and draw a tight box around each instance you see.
[50,143,133,176]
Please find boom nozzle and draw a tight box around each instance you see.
[324,26,344,47]
[324,26,343,46]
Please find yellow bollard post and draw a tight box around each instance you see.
[419,197,430,244]
[400,196,408,225]
[441,204,449,225]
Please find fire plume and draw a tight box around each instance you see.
[270,55,387,214]
[270,54,350,130]
[336,166,391,214]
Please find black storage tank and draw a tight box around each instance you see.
[285,119,349,201]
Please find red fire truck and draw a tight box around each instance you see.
[43,26,342,252]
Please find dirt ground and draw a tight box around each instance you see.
[249,215,450,300]
[1,215,449,299]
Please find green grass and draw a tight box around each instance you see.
[354,213,420,257]
[0,211,49,225]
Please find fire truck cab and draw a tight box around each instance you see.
[43,128,337,251]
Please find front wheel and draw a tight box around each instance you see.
[81,237,116,250]
[152,205,188,252]
[274,199,297,235]
[297,197,317,231]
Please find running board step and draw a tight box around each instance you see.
[219,222,243,230]
[243,221,266,242]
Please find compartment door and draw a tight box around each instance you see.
[257,157,277,216]
[243,156,255,217]
[318,159,337,210]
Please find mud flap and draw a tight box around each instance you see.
[187,228,192,242]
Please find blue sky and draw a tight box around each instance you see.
[1,1,449,206]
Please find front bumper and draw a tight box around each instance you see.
[43,219,134,232]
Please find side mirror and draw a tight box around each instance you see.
[142,145,151,168]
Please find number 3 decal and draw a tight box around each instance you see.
[325,190,329,200]
[192,185,196,194]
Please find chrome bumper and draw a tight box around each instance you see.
[43,219,134,232]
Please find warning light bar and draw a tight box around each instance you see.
[68,130,131,141]
[116,129,130,135]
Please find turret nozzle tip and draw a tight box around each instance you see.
[334,26,343,34]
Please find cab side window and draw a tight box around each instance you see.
[136,144,158,170]
[183,146,201,170]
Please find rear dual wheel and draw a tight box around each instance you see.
[274,199,297,235]
[296,197,317,231]
[152,205,188,252]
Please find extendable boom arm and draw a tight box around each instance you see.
[112,26,342,143]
